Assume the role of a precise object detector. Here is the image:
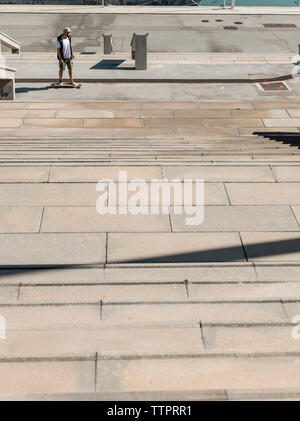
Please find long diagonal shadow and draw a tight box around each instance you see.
[111,237,300,264]
[0,238,299,274]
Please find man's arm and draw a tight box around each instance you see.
[57,47,63,62]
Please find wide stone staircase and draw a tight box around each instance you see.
[1,100,300,400]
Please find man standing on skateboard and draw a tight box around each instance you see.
[56,27,77,87]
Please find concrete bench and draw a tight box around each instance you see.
[0,31,20,101]
[0,73,16,101]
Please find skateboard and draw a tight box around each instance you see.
[51,82,82,89]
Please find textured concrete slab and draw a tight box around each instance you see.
[0,127,178,138]
[7,56,293,81]
[102,301,286,325]
[0,167,49,183]
[282,302,300,320]
[287,110,300,118]
[107,233,245,263]
[272,167,300,182]
[0,110,56,118]
[0,184,101,206]
[111,182,228,206]
[49,166,162,182]
[239,127,300,135]
[27,102,89,110]
[174,110,231,118]
[23,119,83,128]
[0,233,106,265]
[196,102,255,110]
[0,119,22,128]
[19,284,186,303]
[291,207,300,228]
[189,282,300,301]
[86,102,143,110]
[84,119,144,129]
[0,268,105,285]
[97,356,300,392]
[263,119,300,128]
[254,102,300,110]
[203,119,264,128]
[202,325,300,351]
[138,102,252,110]
[142,102,198,110]
[41,207,170,233]
[231,110,289,119]
[177,128,239,137]
[164,165,275,183]
[171,206,298,232]
[0,286,18,303]
[0,303,100,330]
[226,183,300,205]
[56,110,115,119]
[0,390,228,401]
[0,361,94,394]
[0,327,203,357]
[255,265,300,282]
[7,82,280,103]
[145,118,263,129]
[56,109,174,119]
[0,207,43,233]
[241,232,300,262]
[0,103,30,110]
[103,265,257,283]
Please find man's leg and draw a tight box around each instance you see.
[59,60,65,85]
[68,69,74,84]
[67,60,76,85]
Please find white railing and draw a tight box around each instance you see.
[0,31,20,54]
[222,0,235,8]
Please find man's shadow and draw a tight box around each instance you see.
[16,86,52,93]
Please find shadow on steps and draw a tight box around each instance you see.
[254,132,300,149]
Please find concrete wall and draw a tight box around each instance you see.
[0,12,298,53]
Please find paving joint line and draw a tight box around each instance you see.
[199,320,206,350]
[280,299,290,321]
[289,205,300,230]
[268,164,278,183]
[16,283,21,301]
[94,352,98,393]
[38,206,45,233]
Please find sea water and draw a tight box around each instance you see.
[199,0,299,5]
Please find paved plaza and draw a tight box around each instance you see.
[1,5,300,400]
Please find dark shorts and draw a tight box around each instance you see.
[59,58,73,71]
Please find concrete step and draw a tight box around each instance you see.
[0,352,300,394]
[1,262,300,394]
[0,141,293,149]
[2,388,300,401]
[2,281,300,304]
[0,298,294,327]
[0,323,299,357]
[1,100,300,398]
